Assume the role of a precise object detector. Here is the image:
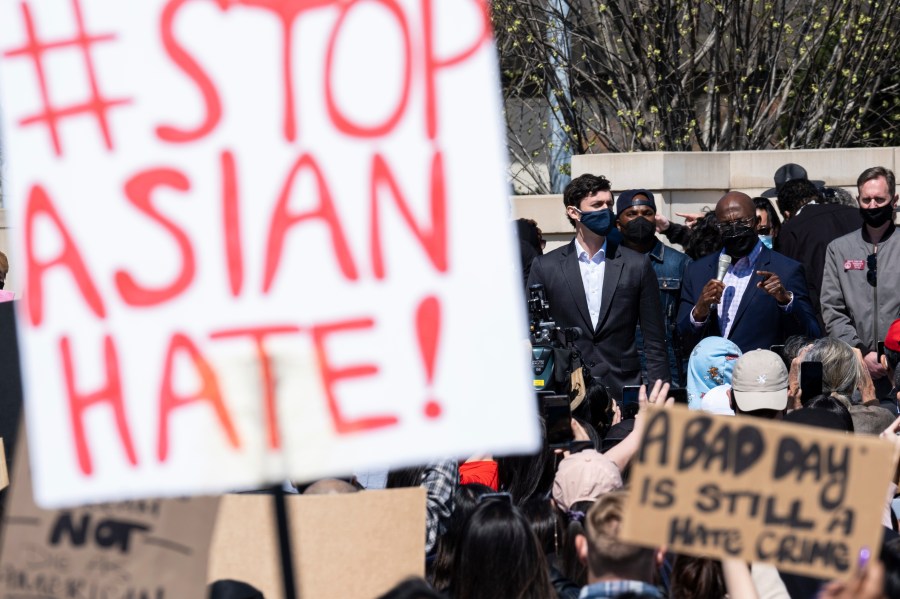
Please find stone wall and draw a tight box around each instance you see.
[511,148,900,252]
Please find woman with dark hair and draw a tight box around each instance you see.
[496,420,555,505]
[450,499,555,599]
[430,484,494,593]
[683,212,722,260]
[753,196,781,250]
[523,497,580,599]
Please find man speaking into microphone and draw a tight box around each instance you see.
[677,192,820,355]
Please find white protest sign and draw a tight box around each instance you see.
[0,0,538,507]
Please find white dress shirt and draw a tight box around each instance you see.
[575,238,607,330]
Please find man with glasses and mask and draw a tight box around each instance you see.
[821,166,900,398]
[527,175,670,401]
[677,192,820,354]
[615,189,691,386]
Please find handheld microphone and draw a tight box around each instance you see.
[715,254,732,282]
[710,254,732,308]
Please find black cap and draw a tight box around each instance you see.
[761,163,825,198]
[615,189,657,218]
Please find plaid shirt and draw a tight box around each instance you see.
[689,242,793,336]
[422,459,457,554]
[718,242,764,338]
[579,580,664,599]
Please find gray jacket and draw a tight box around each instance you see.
[821,224,900,352]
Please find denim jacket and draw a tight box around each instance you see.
[636,240,692,386]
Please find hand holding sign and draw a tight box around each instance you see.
[818,561,887,599]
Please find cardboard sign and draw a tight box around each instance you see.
[621,406,895,580]
[208,488,425,598]
[0,0,537,507]
[0,434,219,598]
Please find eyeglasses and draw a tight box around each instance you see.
[716,217,755,236]
[757,226,772,235]
[867,253,877,287]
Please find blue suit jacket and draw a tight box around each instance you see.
[676,246,821,354]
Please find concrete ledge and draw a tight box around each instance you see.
[572,148,898,194]
[729,148,895,189]
[518,148,900,240]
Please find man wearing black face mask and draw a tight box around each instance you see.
[615,190,691,385]
[822,166,900,398]
[676,192,820,354]
[527,175,670,400]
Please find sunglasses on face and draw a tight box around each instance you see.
[716,218,755,236]
[757,226,772,235]
[867,253,877,287]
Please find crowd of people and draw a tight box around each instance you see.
[215,164,900,599]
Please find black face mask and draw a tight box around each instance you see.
[860,205,894,228]
[622,217,656,246]
[722,227,758,258]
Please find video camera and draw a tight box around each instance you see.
[528,284,583,392]
[528,284,614,435]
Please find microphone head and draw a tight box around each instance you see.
[715,254,732,281]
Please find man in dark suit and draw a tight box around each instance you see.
[775,178,862,327]
[677,192,820,354]
[527,175,670,399]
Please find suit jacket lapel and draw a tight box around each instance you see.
[728,247,767,336]
[595,240,623,332]
[562,242,593,333]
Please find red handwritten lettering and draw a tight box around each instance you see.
[157,333,240,462]
[156,0,222,142]
[263,153,358,292]
[61,335,137,475]
[114,168,195,307]
[232,0,339,141]
[24,184,106,327]
[370,150,448,279]
[324,0,412,138]
[421,0,491,139]
[221,150,244,297]
[209,325,302,450]
[310,318,398,434]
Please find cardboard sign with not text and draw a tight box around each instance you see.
[0,434,220,598]
[621,406,895,580]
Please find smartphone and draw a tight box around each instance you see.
[543,395,574,448]
[799,361,824,405]
[620,385,641,420]
[770,344,786,363]
[669,387,688,405]
[878,341,885,360]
